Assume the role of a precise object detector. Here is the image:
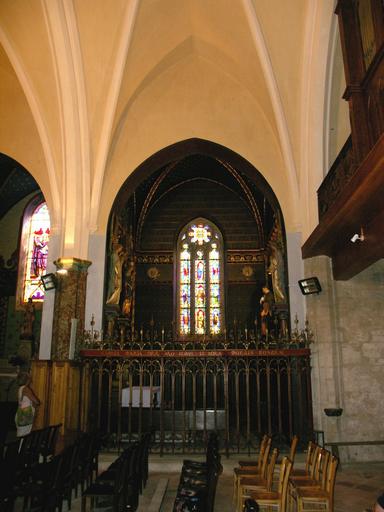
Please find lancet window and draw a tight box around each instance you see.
[18,199,50,304]
[177,219,224,336]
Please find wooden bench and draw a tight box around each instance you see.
[325,440,384,468]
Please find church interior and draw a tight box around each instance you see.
[0,0,383,510]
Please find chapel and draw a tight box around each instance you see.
[0,1,383,509]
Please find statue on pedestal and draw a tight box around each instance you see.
[267,218,286,304]
[106,238,128,305]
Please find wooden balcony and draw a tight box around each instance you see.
[303,5,384,280]
[303,133,384,280]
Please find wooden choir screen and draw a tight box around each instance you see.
[80,347,313,454]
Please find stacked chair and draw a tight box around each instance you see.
[288,441,339,512]
[173,431,222,512]
[233,435,298,512]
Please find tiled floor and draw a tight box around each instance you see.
[15,452,383,511]
[151,454,383,512]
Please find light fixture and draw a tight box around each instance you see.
[41,273,56,291]
[350,228,364,243]
[298,277,322,295]
[56,268,68,275]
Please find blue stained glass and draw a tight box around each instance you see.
[195,260,205,282]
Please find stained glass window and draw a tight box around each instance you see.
[23,203,50,302]
[180,243,191,334]
[177,219,224,336]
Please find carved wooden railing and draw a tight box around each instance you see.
[318,136,355,218]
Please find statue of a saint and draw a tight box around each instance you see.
[260,285,274,336]
[106,240,127,305]
[268,244,286,303]
[122,260,135,317]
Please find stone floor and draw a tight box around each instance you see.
[15,452,383,511]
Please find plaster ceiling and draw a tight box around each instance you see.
[0,0,341,257]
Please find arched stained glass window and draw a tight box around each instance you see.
[177,219,224,336]
[21,201,50,303]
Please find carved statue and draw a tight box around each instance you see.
[267,217,286,304]
[106,239,128,305]
[268,243,285,302]
[122,260,135,317]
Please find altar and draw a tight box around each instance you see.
[122,386,161,408]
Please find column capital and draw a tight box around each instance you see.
[54,257,92,273]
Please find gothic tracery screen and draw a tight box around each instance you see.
[178,219,224,336]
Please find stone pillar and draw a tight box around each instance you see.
[305,255,384,462]
[51,258,91,360]
[35,258,91,446]
[84,233,107,332]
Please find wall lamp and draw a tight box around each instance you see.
[350,228,364,243]
[298,277,322,295]
[41,273,57,291]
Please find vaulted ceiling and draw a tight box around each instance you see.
[0,0,347,258]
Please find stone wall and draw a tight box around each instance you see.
[305,256,384,462]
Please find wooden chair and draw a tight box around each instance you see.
[14,453,64,512]
[288,436,299,464]
[233,436,272,505]
[81,455,128,512]
[238,448,279,512]
[40,424,61,462]
[293,454,339,512]
[290,444,320,484]
[247,456,293,512]
[290,441,316,479]
[238,434,270,468]
[289,448,330,510]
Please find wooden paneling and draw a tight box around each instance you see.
[31,360,51,429]
[31,360,82,443]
